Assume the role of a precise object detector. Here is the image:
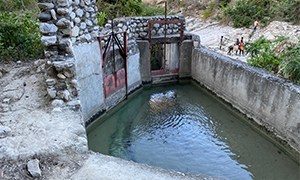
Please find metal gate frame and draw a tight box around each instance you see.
[148,20,184,76]
[147,1,184,76]
[98,30,128,101]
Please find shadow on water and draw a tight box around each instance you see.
[87,83,300,180]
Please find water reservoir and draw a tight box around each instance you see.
[87,82,299,180]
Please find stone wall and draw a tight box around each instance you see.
[37,0,99,111]
[191,45,300,158]
[37,0,187,123]
[99,16,186,45]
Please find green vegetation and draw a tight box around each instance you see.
[245,36,300,84]
[0,11,43,61]
[140,3,166,17]
[223,0,300,28]
[95,0,143,20]
[96,0,175,21]
[0,0,38,12]
[97,12,107,26]
[0,0,43,62]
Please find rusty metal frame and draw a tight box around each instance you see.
[98,30,128,99]
[147,20,184,75]
[147,1,184,76]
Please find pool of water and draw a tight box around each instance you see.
[87,82,299,180]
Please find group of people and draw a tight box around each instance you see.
[226,37,244,56]
[219,20,259,56]
[220,36,244,56]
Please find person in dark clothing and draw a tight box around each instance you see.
[234,38,240,55]
[220,36,223,50]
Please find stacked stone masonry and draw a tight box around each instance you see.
[99,16,186,49]
[38,0,99,58]
[38,0,187,107]
[38,0,99,106]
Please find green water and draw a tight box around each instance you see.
[87,83,299,180]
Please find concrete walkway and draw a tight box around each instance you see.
[70,153,226,180]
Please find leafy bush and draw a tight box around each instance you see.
[217,0,231,8]
[0,0,38,12]
[280,38,300,83]
[140,3,165,17]
[223,0,300,28]
[96,0,142,20]
[0,11,44,61]
[224,0,258,27]
[245,36,300,84]
[97,12,107,26]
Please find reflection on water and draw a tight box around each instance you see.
[87,83,299,180]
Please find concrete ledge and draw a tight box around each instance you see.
[192,46,300,159]
[152,74,179,84]
[71,152,226,180]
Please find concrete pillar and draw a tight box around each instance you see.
[179,40,193,78]
[165,43,179,71]
[137,40,151,84]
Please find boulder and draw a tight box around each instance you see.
[27,159,41,177]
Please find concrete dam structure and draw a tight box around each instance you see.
[38,0,299,176]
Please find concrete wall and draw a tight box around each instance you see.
[179,40,193,78]
[137,40,151,84]
[191,46,300,156]
[137,38,193,84]
[166,43,179,70]
[74,41,142,122]
[74,41,105,121]
[128,53,142,92]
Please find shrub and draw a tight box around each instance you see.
[0,11,44,61]
[224,0,257,27]
[223,0,300,28]
[217,0,231,8]
[97,12,107,26]
[245,36,300,84]
[140,3,165,17]
[96,0,142,20]
[245,37,281,72]
[0,0,38,12]
[280,38,300,83]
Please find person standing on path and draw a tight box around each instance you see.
[220,36,223,50]
[239,39,244,56]
[254,20,258,31]
[233,38,239,55]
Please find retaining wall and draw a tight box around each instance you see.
[37,0,186,123]
[191,46,300,157]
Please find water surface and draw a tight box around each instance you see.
[88,83,299,180]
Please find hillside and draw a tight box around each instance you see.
[144,0,300,27]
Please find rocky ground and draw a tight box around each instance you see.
[0,61,89,179]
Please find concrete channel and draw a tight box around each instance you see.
[37,0,299,178]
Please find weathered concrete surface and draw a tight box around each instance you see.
[137,40,151,84]
[74,41,105,122]
[70,152,226,180]
[105,86,126,110]
[166,43,179,70]
[128,52,142,91]
[191,46,300,158]
[179,40,193,78]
